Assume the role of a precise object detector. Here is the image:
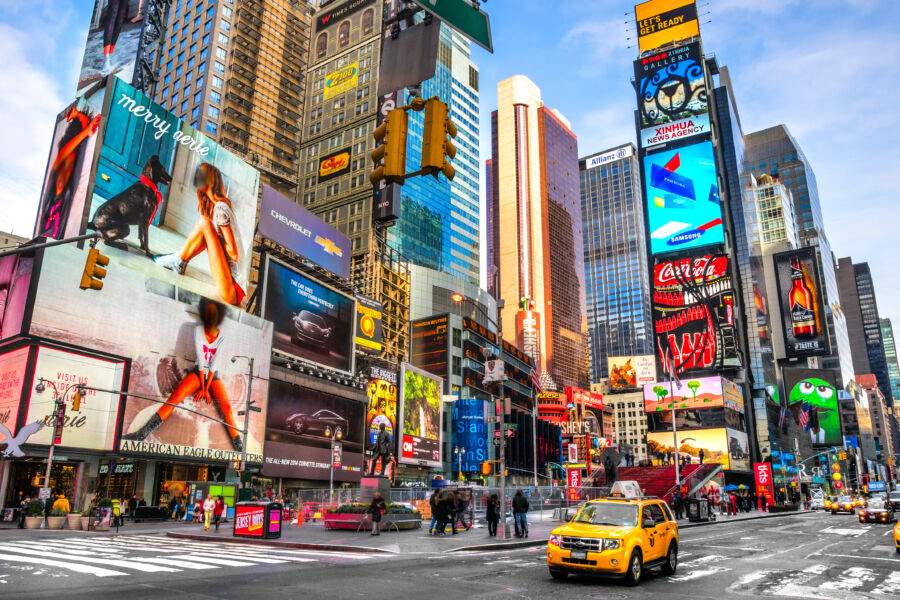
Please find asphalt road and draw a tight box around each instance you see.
[0,511,897,599]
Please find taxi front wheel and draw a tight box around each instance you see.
[624,549,643,586]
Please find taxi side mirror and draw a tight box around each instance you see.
[564,508,575,522]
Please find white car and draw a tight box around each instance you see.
[809,496,825,510]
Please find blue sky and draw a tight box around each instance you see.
[1,0,899,326]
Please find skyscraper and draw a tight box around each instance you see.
[154,0,313,197]
[880,318,900,401]
[745,125,854,385]
[578,144,652,383]
[837,258,892,404]
[488,75,589,390]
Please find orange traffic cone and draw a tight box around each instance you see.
[294,508,303,527]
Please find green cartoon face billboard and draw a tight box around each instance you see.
[783,368,841,446]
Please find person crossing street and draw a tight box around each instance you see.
[203,494,215,531]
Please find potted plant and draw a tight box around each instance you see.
[47,506,67,530]
[25,500,45,529]
[67,509,83,530]
[81,507,92,531]
[323,503,422,530]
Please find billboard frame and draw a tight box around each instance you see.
[397,362,443,468]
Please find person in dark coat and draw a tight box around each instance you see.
[455,494,471,531]
[434,492,450,535]
[443,492,458,535]
[428,491,440,535]
[512,490,529,538]
[368,492,386,536]
[698,449,705,464]
[485,493,500,537]
[672,491,684,519]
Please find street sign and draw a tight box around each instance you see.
[410,0,493,53]
[39,488,51,501]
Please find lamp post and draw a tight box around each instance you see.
[32,379,84,502]
[231,356,258,490]
[326,428,343,504]
[453,446,465,480]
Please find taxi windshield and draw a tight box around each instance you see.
[572,503,638,527]
[837,496,852,503]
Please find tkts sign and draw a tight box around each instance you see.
[653,254,740,375]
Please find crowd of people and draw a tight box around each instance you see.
[426,490,473,535]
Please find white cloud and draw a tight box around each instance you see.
[0,22,66,236]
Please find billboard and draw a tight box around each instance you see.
[324,63,359,100]
[0,254,35,340]
[88,77,260,308]
[754,462,775,505]
[644,376,724,412]
[451,398,487,473]
[365,367,397,452]
[29,244,272,463]
[263,379,365,481]
[647,428,732,469]
[722,378,744,413]
[410,314,449,380]
[257,186,350,279]
[634,42,708,148]
[318,147,353,183]
[726,427,750,472]
[608,355,657,390]
[261,256,356,374]
[652,253,740,375]
[355,295,384,354]
[783,367,841,446]
[24,346,126,451]
[583,145,633,170]
[644,140,723,254]
[398,363,442,467]
[773,248,830,358]
[0,347,30,440]
[647,405,744,432]
[635,0,700,53]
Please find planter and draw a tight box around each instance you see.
[25,516,44,529]
[67,514,82,530]
[47,516,66,530]
[322,511,421,531]
[81,516,91,531]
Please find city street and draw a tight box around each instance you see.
[0,512,898,599]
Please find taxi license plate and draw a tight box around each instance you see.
[571,550,587,560]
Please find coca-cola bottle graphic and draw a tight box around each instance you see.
[789,258,816,338]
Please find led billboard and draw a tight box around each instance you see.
[261,256,356,374]
[647,405,744,432]
[0,347,30,440]
[783,367,841,446]
[652,253,740,375]
[634,42,708,148]
[644,140,723,254]
[263,379,365,482]
[355,295,384,354]
[410,314,449,380]
[608,355,657,391]
[452,398,487,473]
[398,363,442,467]
[365,367,397,452]
[635,0,700,53]
[28,244,272,463]
[644,375,724,412]
[773,248,830,358]
[647,427,733,469]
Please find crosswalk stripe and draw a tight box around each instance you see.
[819,566,877,591]
[175,551,290,564]
[872,571,900,595]
[0,544,180,573]
[122,534,375,559]
[168,554,260,567]
[129,557,219,570]
[0,552,127,577]
[668,566,730,582]
[119,537,325,561]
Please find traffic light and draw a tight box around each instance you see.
[420,97,457,180]
[832,456,842,490]
[71,389,84,411]
[370,108,408,186]
[230,459,242,471]
[79,247,109,290]
[481,462,491,476]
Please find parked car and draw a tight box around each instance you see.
[285,409,347,439]
[291,310,332,353]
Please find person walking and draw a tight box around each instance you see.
[428,491,440,535]
[673,491,684,519]
[759,492,768,513]
[698,449,705,464]
[455,494,471,531]
[444,492,458,535]
[192,499,203,524]
[368,492,386,536]
[486,493,500,537]
[512,490,529,538]
[128,495,137,521]
[434,492,449,535]
[17,494,29,529]
[203,494,215,531]
[213,495,225,531]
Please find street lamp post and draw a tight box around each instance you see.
[33,378,84,503]
[453,446,465,480]
[231,356,257,489]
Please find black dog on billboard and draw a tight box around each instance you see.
[88,154,172,255]
[122,297,244,451]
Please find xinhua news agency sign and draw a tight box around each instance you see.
[258,185,350,279]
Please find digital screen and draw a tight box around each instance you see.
[783,368,841,446]
[262,256,356,374]
[773,248,830,358]
[635,0,700,53]
[644,140,723,254]
[398,364,443,467]
[644,376,723,412]
[647,427,734,469]
[451,398,487,473]
[608,355,657,391]
[410,315,449,380]
[366,375,397,451]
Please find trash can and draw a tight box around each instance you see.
[233,501,282,539]
[686,498,710,522]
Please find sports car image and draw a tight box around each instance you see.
[285,409,348,440]
[291,310,332,353]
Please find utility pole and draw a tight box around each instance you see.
[234,356,255,489]
[498,381,509,539]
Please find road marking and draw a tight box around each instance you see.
[872,571,900,595]
[816,552,900,563]
[0,544,179,573]
[0,551,126,578]
[820,566,876,590]
[701,544,766,551]
[821,527,867,536]
[169,555,259,567]
[680,554,724,567]
[668,566,730,582]
[128,557,219,570]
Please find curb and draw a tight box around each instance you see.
[165,531,395,554]
[447,538,548,553]
[680,510,813,529]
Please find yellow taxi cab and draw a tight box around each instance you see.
[547,483,678,586]
[894,520,900,553]
[823,496,836,511]
[852,495,865,509]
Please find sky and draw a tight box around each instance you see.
[1,0,899,326]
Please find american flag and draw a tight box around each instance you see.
[778,404,788,432]
[530,368,544,394]
[799,401,812,431]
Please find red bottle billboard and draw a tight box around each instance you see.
[772,248,830,358]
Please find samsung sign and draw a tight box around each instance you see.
[584,146,633,170]
[258,185,351,279]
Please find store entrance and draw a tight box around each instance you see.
[96,462,139,503]
[153,462,226,507]
[7,461,79,505]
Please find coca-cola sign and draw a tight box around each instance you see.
[652,253,739,376]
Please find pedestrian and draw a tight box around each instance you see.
[368,492,386,536]
[138,497,147,508]
[434,492,450,535]
[17,495,29,529]
[666,451,672,465]
[698,449,705,464]
[444,492,458,535]
[673,490,684,519]
[455,493,471,531]
[128,494,137,520]
[428,491,440,535]
[729,492,738,516]
[214,496,225,531]
[486,493,500,537]
[192,499,203,523]
[203,493,215,531]
[759,493,768,513]
[512,489,529,538]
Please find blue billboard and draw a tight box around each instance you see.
[644,140,724,254]
[451,398,487,473]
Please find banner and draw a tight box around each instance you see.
[261,256,356,374]
[258,186,350,279]
[324,63,359,100]
[754,462,775,505]
[635,0,700,53]
[355,295,384,354]
[783,367,841,446]
[652,253,740,375]
[398,363,442,467]
[608,355,657,390]
[773,248,830,358]
[318,147,353,183]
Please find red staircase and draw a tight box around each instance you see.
[616,465,704,500]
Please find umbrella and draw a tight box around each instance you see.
[724,484,739,492]
[738,484,748,490]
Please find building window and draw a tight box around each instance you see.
[220,19,230,32]
[218,33,228,45]
[208,106,219,119]
[194,91,202,103]
[214,62,225,74]
[216,47,226,60]
[191,106,200,119]
[212,76,223,88]
[210,91,220,104]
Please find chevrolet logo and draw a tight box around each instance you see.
[315,236,343,257]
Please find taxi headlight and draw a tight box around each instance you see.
[548,535,561,547]
[602,539,621,551]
